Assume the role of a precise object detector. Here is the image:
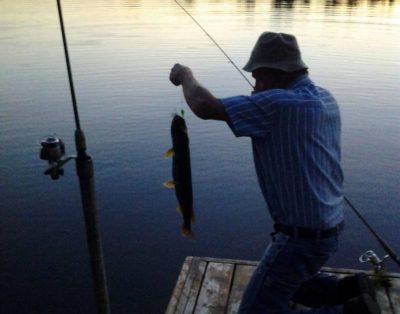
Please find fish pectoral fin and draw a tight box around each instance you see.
[176,205,182,214]
[163,180,175,188]
[164,148,174,158]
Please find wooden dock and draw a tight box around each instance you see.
[166,256,400,314]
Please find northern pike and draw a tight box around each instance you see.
[164,113,195,238]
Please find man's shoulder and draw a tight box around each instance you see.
[257,88,320,109]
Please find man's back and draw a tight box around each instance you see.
[223,74,344,229]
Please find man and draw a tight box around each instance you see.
[170,32,380,314]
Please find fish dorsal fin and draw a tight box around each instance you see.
[163,180,175,188]
[165,148,174,158]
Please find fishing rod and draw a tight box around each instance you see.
[174,0,254,89]
[174,0,400,270]
[344,197,400,269]
[57,0,80,130]
[39,1,110,313]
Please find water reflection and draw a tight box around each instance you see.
[274,0,297,8]
[105,0,399,21]
[274,0,397,7]
[1,1,399,313]
[179,0,398,8]
[118,0,398,8]
[122,0,141,8]
[238,0,257,9]
[182,0,195,6]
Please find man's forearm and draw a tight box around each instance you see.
[170,64,228,121]
[181,73,225,120]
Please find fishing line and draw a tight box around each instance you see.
[174,0,255,89]
[344,197,400,268]
[174,0,400,269]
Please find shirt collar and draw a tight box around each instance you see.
[287,74,312,89]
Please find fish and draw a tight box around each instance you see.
[164,113,195,238]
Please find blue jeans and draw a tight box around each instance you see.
[238,232,343,314]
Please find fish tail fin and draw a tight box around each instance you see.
[181,224,195,239]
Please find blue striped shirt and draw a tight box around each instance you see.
[221,74,344,229]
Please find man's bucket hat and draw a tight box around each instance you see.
[243,32,308,73]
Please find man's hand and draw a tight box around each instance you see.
[169,63,192,86]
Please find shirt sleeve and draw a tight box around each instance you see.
[220,93,276,138]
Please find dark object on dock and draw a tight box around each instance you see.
[166,256,400,314]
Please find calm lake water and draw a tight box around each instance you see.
[1,0,399,313]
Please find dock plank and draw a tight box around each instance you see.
[166,256,400,314]
[226,265,255,314]
[177,258,207,314]
[376,285,392,314]
[194,262,234,314]
[183,259,208,314]
[386,277,400,314]
[166,256,193,314]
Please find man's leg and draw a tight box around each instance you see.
[238,232,341,314]
[291,272,340,307]
[292,272,378,308]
